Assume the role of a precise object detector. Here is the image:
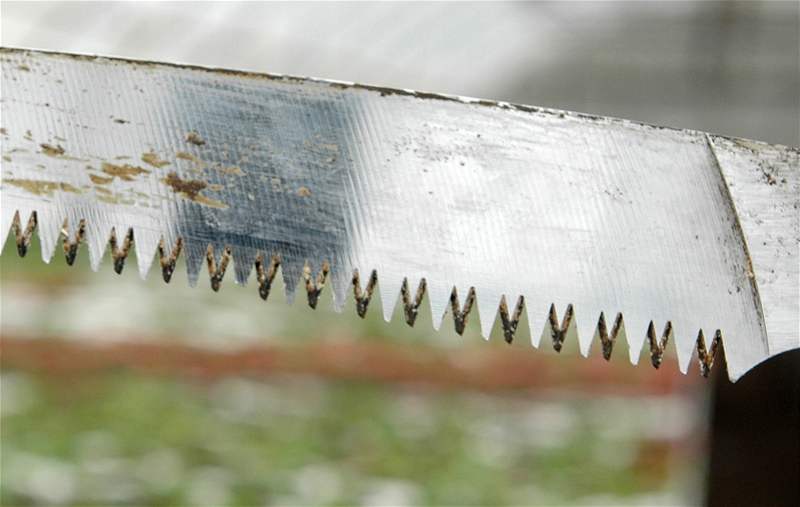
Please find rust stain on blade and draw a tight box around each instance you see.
[101,162,150,181]
[162,171,228,209]
[4,178,81,196]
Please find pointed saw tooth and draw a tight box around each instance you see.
[328,257,353,312]
[377,273,403,323]
[672,321,697,374]
[426,279,451,331]
[231,247,256,286]
[134,229,160,279]
[279,253,305,305]
[575,305,604,358]
[625,317,649,366]
[84,219,107,272]
[476,289,503,340]
[36,208,61,263]
[1,207,14,252]
[183,240,206,287]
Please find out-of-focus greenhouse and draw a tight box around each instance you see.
[1,2,798,506]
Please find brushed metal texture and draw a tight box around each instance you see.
[1,48,797,380]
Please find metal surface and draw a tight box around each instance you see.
[1,48,797,380]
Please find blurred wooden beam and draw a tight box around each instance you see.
[0,335,699,395]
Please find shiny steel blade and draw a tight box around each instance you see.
[1,48,797,380]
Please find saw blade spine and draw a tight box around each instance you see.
[2,208,724,377]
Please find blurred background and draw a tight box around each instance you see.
[1,1,798,506]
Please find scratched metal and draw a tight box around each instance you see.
[1,48,797,380]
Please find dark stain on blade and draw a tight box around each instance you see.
[161,171,228,208]
[4,178,81,196]
[101,162,150,181]
[40,143,65,157]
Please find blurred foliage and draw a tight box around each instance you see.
[1,371,695,506]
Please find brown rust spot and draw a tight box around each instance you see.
[2,155,11,162]
[40,143,65,157]
[89,173,114,185]
[5,178,81,196]
[297,186,312,197]
[161,171,227,209]
[101,162,150,181]
[141,151,170,168]
[17,64,30,72]
[113,118,128,124]
[185,131,205,146]
[216,165,244,176]
[93,186,112,195]
[162,172,206,198]
[176,151,200,162]
[0,128,7,136]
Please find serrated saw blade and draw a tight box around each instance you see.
[1,48,798,380]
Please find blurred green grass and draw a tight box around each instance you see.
[1,370,694,506]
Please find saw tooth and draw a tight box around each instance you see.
[426,279,452,331]
[377,273,403,323]
[254,252,280,301]
[328,256,353,312]
[575,305,603,358]
[625,316,649,366]
[671,321,697,374]
[157,237,183,283]
[183,241,207,287]
[84,219,108,272]
[132,229,159,280]
[206,244,232,292]
[279,253,305,305]
[303,260,330,309]
[34,208,62,263]
[1,207,15,252]
[352,269,378,318]
[231,247,256,286]
[448,286,477,336]
[399,277,427,327]
[108,227,134,274]
[474,289,503,340]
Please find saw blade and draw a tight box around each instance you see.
[1,48,797,380]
